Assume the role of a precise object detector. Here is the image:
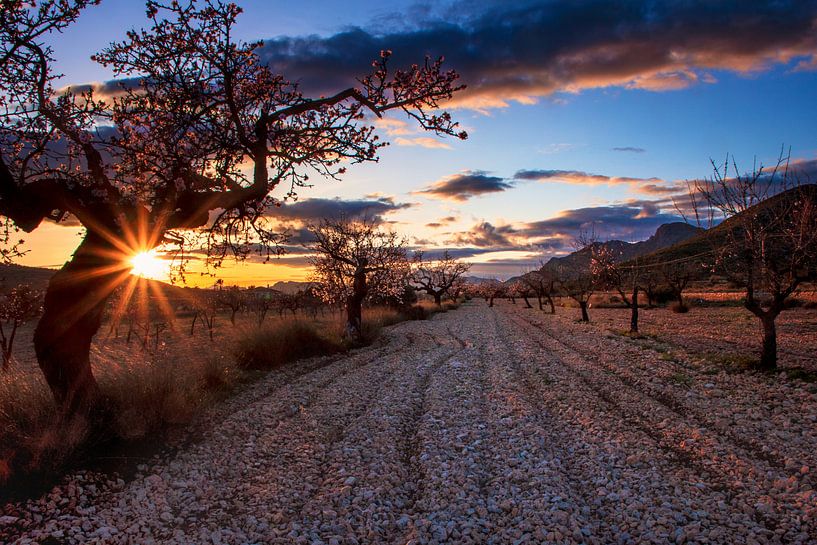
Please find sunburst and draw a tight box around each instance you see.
[129,249,169,280]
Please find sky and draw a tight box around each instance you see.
[16,0,817,285]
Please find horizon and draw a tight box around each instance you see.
[12,0,817,285]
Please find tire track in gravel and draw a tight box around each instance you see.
[498,308,814,541]
[400,312,502,544]
[287,328,463,545]
[516,308,817,491]
[484,307,669,543]
[223,330,455,542]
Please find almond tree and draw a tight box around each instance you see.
[690,152,817,369]
[0,1,465,417]
[591,247,642,332]
[660,260,693,312]
[216,284,245,326]
[0,283,42,369]
[411,250,471,306]
[521,268,557,313]
[309,218,410,342]
[556,231,599,322]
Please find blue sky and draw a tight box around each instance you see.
[25,0,817,281]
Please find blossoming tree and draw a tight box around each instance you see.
[0,0,466,418]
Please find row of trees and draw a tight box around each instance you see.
[494,155,816,371]
[308,217,471,341]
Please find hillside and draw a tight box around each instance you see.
[271,281,314,294]
[0,263,192,302]
[542,222,701,273]
[627,184,817,275]
[0,264,57,292]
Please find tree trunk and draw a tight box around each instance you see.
[433,292,442,306]
[230,309,237,325]
[345,265,367,342]
[489,296,494,307]
[579,300,589,322]
[1,347,10,371]
[522,296,533,309]
[536,295,543,311]
[630,286,639,333]
[33,231,126,419]
[759,314,778,370]
[547,296,555,314]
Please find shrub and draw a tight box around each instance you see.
[233,321,343,370]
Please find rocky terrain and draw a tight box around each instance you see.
[3,302,816,544]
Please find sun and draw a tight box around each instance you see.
[129,249,168,280]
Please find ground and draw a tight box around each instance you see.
[3,302,817,544]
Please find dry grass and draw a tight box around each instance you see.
[233,321,343,370]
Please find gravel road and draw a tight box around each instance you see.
[3,302,816,544]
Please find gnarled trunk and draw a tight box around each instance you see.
[579,300,589,322]
[34,231,126,419]
[630,286,639,333]
[522,296,532,309]
[759,314,778,370]
[433,292,442,306]
[345,265,367,342]
[547,295,555,314]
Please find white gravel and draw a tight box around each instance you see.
[3,302,816,544]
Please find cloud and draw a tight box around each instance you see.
[374,117,413,136]
[257,1,817,110]
[612,146,646,153]
[267,196,411,223]
[513,168,681,194]
[393,136,452,149]
[537,143,576,154]
[425,215,459,228]
[58,77,143,100]
[519,203,684,243]
[449,221,518,247]
[415,170,513,201]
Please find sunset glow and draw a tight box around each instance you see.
[129,250,168,280]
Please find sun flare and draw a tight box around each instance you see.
[129,250,168,280]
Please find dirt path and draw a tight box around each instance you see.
[4,303,816,544]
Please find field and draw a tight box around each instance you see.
[2,299,816,544]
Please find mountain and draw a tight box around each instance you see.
[463,276,500,285]
[629,184,817,274]
[271,280,314,294]
[0,264,57,292]
[0,263,192,302]
[542,222,701,273]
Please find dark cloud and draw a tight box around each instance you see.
[514,168,680,194]
[413,247,504,260]
[449,221,518,247]
[58,77,144,100]
[425,215,459,228]
[519,203,684,243]
[612,147,646,153]
[257,1,817,109]
[415,170,513,201]
[267,196,411,223]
